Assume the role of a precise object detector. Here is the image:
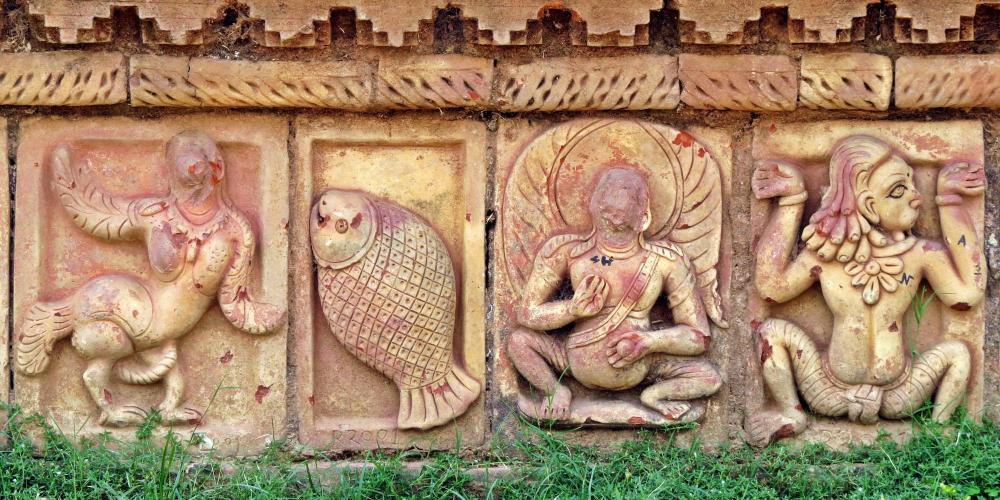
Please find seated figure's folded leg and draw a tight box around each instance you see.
[640,357,722,421]
[507,327,572,419]
[881,340,970,422]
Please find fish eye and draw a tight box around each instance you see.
[335,218,349,233]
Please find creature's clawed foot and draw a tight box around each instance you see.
[519,385,573,421]
[99,406,148,427]
[745,409,808,448]
[159,405,203,426]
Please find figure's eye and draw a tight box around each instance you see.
[889,185,906,199]
[335,218,349,233]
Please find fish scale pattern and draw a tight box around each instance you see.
[318,202,456,389]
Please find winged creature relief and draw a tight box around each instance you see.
[747,135,985,446]
[501,119,728,425]
[16,130,285,427]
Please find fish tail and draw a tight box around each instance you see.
[397,363,482,430]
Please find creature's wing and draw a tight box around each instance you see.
[660,131,728,328]
[500,120,611,297]
[51,145,150,241]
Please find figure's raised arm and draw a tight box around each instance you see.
[752,160,819,303]
[52,145,153,242]
[922,162,986,309]
[516,236,607,331]
[218,211,286,334]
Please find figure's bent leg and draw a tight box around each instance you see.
[73,320,144,427]
[507,327,571,420]
[881,340,970,422]
[640,358,721,421]
[746,319,844,447]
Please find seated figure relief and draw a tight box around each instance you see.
[747,135,985,447]
[501,120,728,426]
[15,130,285,427]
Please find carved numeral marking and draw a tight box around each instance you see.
[900,273,914,285]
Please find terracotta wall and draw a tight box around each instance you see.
[1,1,998,455]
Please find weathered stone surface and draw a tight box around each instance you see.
[130,55,372,109]
[375,55,492,110]
[497,55,679,112]
[679,55,797,111]
[895,56,1000,109]
[495,117,732,431]
[747,120,986,448]
[675,0,869,43]
[799,53,891,111]
[292,115,486,450]
[0,51,126,106]
[0,118,8,415]
[890,0,979,43]
[460,0,660,45]
[28,0,225,44]
[12,115,289,455]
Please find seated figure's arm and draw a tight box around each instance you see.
[516,237,604,331]
[51,145,151,242]
[752,160,819,303]
[922,162,987,309]
[606,252,710,367]
[218,211,286,334]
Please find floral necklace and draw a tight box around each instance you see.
[844,233,917,305]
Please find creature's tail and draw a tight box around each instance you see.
[113,345,178,385]
[397,363,482,430]
[16,299,74,375]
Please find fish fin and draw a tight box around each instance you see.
[396,364,482,430]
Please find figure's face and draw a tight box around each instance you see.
[170,149,224,208]
[589,170,649,236]
[865,155,922,232]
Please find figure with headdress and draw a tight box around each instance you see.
[15,131,285,427]
[500,120,728,424]
[747,135,985,446]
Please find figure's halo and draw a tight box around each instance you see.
[500,118,725,302]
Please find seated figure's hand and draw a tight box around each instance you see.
[938,162,985,198]
[569,275,608,318]
[752,160,806,200]
[605,331,651,368]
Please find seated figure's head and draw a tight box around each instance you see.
[589,166,651,237]
[165,130,225,206]
[805,135,922,262]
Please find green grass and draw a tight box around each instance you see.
[1,404,998,499]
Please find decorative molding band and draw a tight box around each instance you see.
[130,56,372,109]
[497,55,679,112]
[24,1,997,47]
[374,55,492,110]
[890,0,980,44]
[799,53,891,111]
[895,55,1000,109]
[0,51,126,106]
[679,54,798,111]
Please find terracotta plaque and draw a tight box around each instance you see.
[495,118,733,430]
[13,115,289,455]
[292,115,486,450]
[747,120,986,448]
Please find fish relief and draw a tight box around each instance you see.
[309,189,481,430]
